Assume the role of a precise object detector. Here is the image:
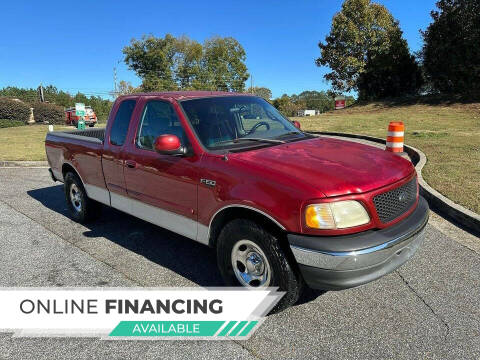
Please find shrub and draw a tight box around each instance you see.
[32,102,64,124]
[0,119,25,128]
[0,97,30,123]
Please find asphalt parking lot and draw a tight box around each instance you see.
[0,167,479,359]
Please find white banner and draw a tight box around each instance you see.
[0,288,283,339]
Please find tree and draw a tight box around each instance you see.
[123,34,249,92]
[197,37,249,92]
[272,95,306,117]
[422,0,480,95]
[247,86,272,100]
[117,80,139,95]
[175,36,203,90]
[296,91,333,112]
[316,0,422,98]
[123,34,178,91]
[357,30,423,99]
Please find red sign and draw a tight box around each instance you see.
[335,99,346,110]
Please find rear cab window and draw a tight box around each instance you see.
[109,99,136,146]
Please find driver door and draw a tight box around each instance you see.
[122,99,199,240]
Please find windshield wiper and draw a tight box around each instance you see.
[275,131,306,140]
[233,137,286,144]
[278,131,303,137]
[215,137,286,146]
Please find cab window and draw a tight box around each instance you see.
[136,100,187,150]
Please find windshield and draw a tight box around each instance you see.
[180,96,304,150]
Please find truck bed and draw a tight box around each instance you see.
[47,128,106,144]
[45,128,107,195]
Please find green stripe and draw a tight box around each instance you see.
[228,321,248,336]
[217,321,237,336]
[238,321,258,336]
[109,321,224,337]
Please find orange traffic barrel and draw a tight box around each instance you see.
[386,122,404,153]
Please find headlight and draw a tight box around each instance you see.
[305,201,370,229]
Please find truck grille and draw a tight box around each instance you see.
[373,177,417,223]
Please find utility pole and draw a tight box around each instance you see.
[250,74,253,92]
[38,83,44,102]
[112,59,122,98]
[113,66,117,98]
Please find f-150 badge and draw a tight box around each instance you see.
[201,179,216,187]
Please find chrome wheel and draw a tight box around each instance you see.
[69,183,82,213]
[231,239,271,287]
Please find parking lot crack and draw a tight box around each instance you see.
[396,270,450,339]
[233,340,265,360]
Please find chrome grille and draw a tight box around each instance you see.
[373,177,417,223]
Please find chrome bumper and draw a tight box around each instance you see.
[290,227,425,271]
[288,196,429,290]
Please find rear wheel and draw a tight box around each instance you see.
[64,172,101,223]
[217,219,304,312]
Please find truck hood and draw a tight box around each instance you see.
[231,137,414,197]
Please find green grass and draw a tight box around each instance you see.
[292,101,480,214]
[0,119,25,128]
[0,124,105,161]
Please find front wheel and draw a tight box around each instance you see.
[64,172,101,223]
[217,219,304,312]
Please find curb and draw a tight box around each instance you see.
[0,160,49,168]
[309,131,480,235]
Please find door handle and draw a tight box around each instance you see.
[125,160,136,169]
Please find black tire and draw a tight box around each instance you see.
[72,120,77,128]
[89,124,95,127]
[217,219,304,312]
[64,172,101,223]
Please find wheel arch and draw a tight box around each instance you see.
[208,205,286,248]
[62,162,85,185]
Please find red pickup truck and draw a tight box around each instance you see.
[45,91,428,310]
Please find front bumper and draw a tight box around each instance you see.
[288,196,429,290]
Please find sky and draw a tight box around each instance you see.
[0,0,438,99]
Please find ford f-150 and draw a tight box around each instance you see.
[45,91,429,310]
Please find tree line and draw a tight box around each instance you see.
[316,0,479,100]
[272,91,355,117]
[0,86,113,122]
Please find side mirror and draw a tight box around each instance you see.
[292,121,301,129]
[154,134,186,156]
